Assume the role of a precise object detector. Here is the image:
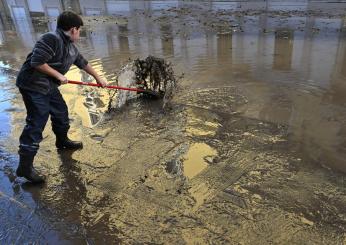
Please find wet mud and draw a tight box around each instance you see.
[1,1,346,244]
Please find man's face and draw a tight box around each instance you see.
[70,27,81,42]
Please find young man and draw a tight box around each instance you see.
[16,11,106,183]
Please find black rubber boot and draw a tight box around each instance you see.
[16,154,45,183]
[56,133,83,150]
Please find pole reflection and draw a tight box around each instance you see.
[273,29,294,71]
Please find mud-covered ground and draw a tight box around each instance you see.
[1,1,346,244]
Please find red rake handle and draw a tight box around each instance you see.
[68,80,146,92]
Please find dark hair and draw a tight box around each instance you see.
[57,11,83,31]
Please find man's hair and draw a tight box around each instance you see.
[57,11,83,31]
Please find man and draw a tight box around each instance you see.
[16,11,106,183]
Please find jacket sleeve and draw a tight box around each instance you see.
[30,33,58,67]
[74,51,88,69]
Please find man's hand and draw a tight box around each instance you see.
[83,64,107,87]
[58,74,68,84]
[96,78,107,87]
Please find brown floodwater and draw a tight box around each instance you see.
[0,1,346,244]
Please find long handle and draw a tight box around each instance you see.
[68,80,145,92]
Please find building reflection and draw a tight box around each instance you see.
[6,1,36,48]
[335,21,346,78]
[329,23,346,103]
[79,0,105,15]
[42,1,61,31]
[160,22,174,57]
[341,36,346,78]
[117,24,130,53]
[0,13,4,45]
[61,0,81,14]
[217,33,232,64]
[273,29,294,71]
[0,0,11,27]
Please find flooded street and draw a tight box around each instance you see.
[1,0,346,244]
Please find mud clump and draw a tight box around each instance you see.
[107,56,180,111]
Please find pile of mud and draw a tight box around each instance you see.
[107,56,180,110]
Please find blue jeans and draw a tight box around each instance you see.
[19,87,70,156]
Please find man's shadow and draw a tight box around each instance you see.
[22,149,87,207]
[57,149,87,202]
[19,149,94,242]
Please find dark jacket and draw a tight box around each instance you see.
[16,28,88,94]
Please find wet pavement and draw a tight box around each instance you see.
[1,0,346,244]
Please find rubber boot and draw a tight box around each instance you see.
[16,154,45,183]
[56,133,83,150]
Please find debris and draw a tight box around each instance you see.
[107,56,180,110]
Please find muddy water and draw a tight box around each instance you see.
[1,1,346,244]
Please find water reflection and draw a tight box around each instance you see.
[0,9,6,45]
[117,24,130,53]
[273,30,293,71]
[183,143,217,179]
[336,30,346,78]
[10,5,36,48]
[1,1,346,170]
[160,22,174,57]
[217,33,232,64]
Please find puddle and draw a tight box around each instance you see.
[182,143,217,179]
